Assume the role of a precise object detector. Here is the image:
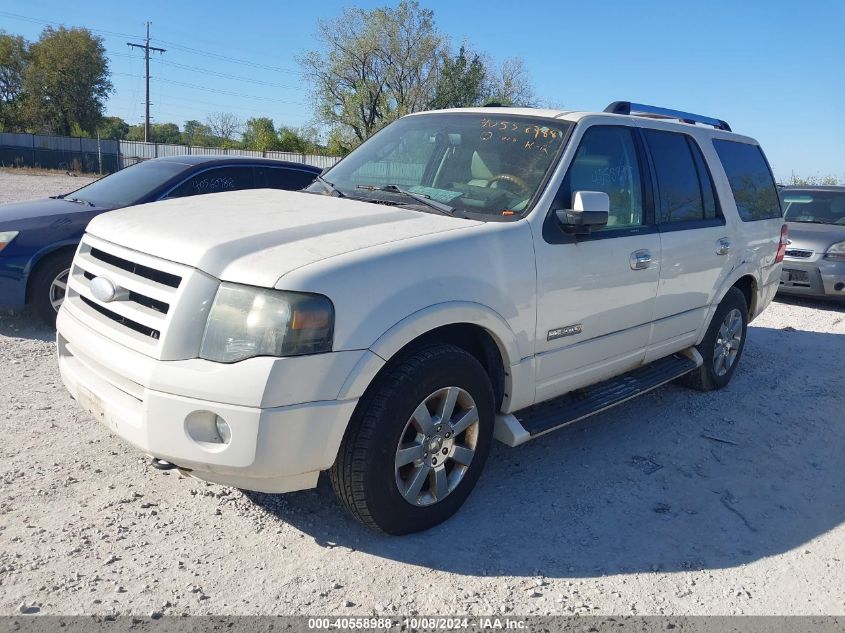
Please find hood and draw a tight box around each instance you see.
[785,221,845,254]
[0,197,113,227]
[86,189,482,287]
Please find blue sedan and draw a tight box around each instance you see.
[0,156,321,325]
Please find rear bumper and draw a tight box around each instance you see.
[56,306,362,493]
[778,258,845,300]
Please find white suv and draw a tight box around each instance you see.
[56,102,786,534]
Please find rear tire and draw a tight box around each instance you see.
[29,251,74,328]
[330,343,495,535]
[679,287,748,391]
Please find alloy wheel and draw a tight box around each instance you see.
[394,386,480,506]
[713,307,743,376]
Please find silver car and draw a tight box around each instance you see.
[778,185,845,300]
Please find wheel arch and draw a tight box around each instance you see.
[339,302,522,413]
[24,243,78,303]
[697,266,761,345]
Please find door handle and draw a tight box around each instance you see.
[716,238,731,256]
[630,249,652,270]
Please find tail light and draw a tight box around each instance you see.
[775,224,788,263]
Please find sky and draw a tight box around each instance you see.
[1,0,842,181]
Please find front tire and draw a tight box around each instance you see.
[29,251,74,328]
[680,287,748,391]
[330,344,495,535]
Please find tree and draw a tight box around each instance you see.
[127,122,181,144]
[22,27,112,135]
[206,112,242,145]
[0,32,28,131]
[430,45,487,110]
[241,117,279,152]
[788,172,842,186]
[299,0,444,143]
[182,120,212,146]
[277,126,321,153]
[98,116,129,140]
[487,57,536,107]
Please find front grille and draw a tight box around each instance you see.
[90,247,182,288]
[80,296,161,339]
[65,235,193,356]
[784,249,813,259]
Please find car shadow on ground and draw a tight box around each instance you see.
[0,310,55,342]
[247,325,845,578]
[774,294,845,313]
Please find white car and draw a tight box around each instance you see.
[56,102,786,534]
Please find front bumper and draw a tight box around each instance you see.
[778,257,845,300]
[56,306,364,493]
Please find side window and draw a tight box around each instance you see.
[713,140,781,221]
[562,126,644,229]
[166,166,256,199]
[262,167,318,191]
[644,129,716,224]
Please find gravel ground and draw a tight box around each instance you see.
[0,169,97,204]
[1,172,844,617]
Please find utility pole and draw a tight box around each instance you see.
[127,22,166,143]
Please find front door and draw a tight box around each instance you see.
[533,124,661,404]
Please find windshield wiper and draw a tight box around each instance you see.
[316,175,346,198]
[66,197,95,207]
[355,184,455,216]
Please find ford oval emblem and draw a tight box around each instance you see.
[90,276,118,303]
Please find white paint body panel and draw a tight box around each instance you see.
[57,108,783,493]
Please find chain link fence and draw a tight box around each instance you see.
[0,132,339,174]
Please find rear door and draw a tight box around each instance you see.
[641,128,732,361]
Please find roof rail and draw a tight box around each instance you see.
[604,101,731,132]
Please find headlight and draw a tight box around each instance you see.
[0,231,19,252]
[200,283,334,362]
[825,241,845,261]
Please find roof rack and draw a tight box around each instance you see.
[604,101,731,132]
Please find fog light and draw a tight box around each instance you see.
[185,411,231,447]
[215,417,232,444]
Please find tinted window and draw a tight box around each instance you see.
[261,167,318,191]
[562,126,644,229]
[645,130,713,223]
[781,189,845,225]
[166,166,256,199]
[69,160,186,207]
[713,140,781,221]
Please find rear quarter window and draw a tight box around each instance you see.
[713,140,781,221]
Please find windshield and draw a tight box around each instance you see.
[781,189,845,225]
[314,113,571,219]
[66,160,188,207]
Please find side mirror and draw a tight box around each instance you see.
[555,191,610,233]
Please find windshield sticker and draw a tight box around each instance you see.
[408,185,463,203]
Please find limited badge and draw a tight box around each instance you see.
[547,324,582,340]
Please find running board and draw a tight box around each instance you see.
[494,349,702,447]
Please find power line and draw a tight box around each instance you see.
[112,73,306,106]
[0,10,300,75]
[126,22,166,143]
[0,10,139,39]
[149,38,299,75]
[110,51,299,89]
